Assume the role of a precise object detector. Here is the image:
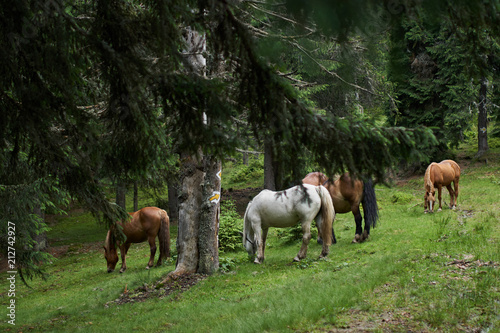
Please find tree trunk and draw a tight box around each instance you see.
[173,154,204,276]
[167,25,222,279]
[167,176,179,223]
[133,181,138,212]
[115,179,127,210]
[477,76,489,156]
[264,139,276,190]
[198,156,221,274]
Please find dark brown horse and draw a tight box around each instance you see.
[303,172,378,243]
[104,207,170,273]
[424,160,460,213]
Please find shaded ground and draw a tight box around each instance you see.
[106,273,207,306]
[222,187,261,216]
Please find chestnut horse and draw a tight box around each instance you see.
[303,172,378,243]
[424,160,460,213]
[104,207,170,273]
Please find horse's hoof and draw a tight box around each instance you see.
[438,208,442,212]
[107,269,114,273]
[352,234,362,243]
[293,256,301,262]
[119,269,125,273]
[253,258,262,264]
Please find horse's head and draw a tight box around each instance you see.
[242,231,256,257]
[104,231,119,273]
[424,190,436,212]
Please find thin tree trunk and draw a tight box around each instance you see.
[477,76,489,156]
[167,176,179,223]
[133,181,138,212]
[264,139,276,190]
[116,179,127,210]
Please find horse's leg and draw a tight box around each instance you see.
[352,206,363,243]
[259,227,269,264]
[446,184,455,209]
[253,225,264,264]
[294,220,312,262]
[316,218,323,245]
[146,236,157,269]
[453,180,459,209]
[437,185,443,212]
[119,243,131,273]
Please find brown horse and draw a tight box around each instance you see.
[303,172,378,243]
[104,207,170,273]
[424,160,460,213]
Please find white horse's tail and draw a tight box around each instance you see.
[242,201,254,252]
[317,185,335,246]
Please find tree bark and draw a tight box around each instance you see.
[477,76,489,156]
[173,154,204,276]
[198,156,221,274]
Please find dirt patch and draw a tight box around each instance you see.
[106,273,207,306]
[222,187,261,216]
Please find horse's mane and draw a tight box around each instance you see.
[424,163,435,193]
[105,228,117,251]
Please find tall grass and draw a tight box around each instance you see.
[1,151,499,332]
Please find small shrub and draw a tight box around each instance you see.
[391,192,414,204]
[219,257,236,273]
[229,157,264,185]
[219,200,243,253]
[276,223,318,243]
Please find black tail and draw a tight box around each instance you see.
[362,178,379,230]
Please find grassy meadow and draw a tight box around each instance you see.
[1,147,499,332]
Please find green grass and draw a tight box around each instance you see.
[1,148,499,332]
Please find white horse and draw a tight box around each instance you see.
[243,184,335,264]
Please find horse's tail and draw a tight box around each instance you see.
[158,209,171,260]
[243,201,254,241]
[424,163,435,193]
[317,185,335,246]
[361,178,379,229]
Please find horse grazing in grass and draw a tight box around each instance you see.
[104,207,170,273]
[302,172,378,243]
[424,160,460,213]
[243,184,335,264]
